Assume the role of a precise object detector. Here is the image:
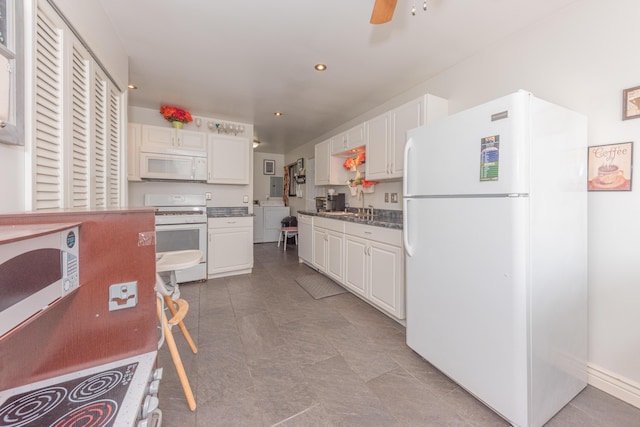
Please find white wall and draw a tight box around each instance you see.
[53,0,128,90]
[286,0,640,406]
[253,152,285,203]
[128,106,254,210]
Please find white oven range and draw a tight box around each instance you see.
[145,194,207,283]
[0,351,162,427]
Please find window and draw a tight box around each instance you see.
[0,0,23,146]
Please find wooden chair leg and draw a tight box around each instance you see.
[163,295,198,354]
[157,298,196,411]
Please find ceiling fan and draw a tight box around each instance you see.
[371,0,428,24]
[370,0,398,24]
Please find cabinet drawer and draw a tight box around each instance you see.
[208,217,253,229]
[314,216,345,233]
[344,222,401,247]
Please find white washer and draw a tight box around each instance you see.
[263,206,290,242]
[253,201,290,243]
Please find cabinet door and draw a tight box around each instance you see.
[314,140,331,185]
[208,227,253,274]
[369,241,404,319]
[177,129,207,153]
[312,228,327,271]
[326,231,344,283]
[366,112,391,180]
[344,235,367,296]
[330,133,347,154]
[208,135,250,184]
[298,215,313,264]
[390,97,423,178]
[141,125,175,151]
[127,123,141,181]
[345,123,365,150]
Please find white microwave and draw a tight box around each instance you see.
[140,152,207,181]
[0,224,80,336]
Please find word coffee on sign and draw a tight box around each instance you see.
[592,145,629,163]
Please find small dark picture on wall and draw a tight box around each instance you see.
[588,142,633,191]
[263,159,275,175]
[622,86,640,120]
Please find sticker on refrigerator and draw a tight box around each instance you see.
[480,135,500,181]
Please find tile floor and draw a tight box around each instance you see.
[157,243,640,426]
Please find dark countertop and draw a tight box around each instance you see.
[207,207,253,218]
[298,209,403,230]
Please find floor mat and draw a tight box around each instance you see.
[295,273,347,299]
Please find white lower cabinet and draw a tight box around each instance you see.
[344,236,367,297]
[312,217,345,283]
[308,217,405,321]
[368,241,404,318]
[344,226,404,319]
[208,217,253,278]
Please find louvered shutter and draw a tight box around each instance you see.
[69,41,91,208]
[33,4,63,210]
[92,69,108,207]
[107,85,121,207]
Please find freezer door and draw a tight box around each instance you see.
[404,91,531,197]
[405,196,530,426]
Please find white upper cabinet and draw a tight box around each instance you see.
[127,123,142,181]
[315,139,348,186]
[207,134,250,184]
[366,94,448,180]
[315,139,331,185]
[330,123,365,155]
[140,125,207,155]
[364,112,391,180]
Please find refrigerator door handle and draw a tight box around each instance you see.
[403,137,415,196]
[403,198,414,257]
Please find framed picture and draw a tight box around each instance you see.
[588,142,633,191]
[263,159,275,175]
[296,157,304,171]
[622,86,640,120]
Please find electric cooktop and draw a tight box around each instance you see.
[0,351,157,427]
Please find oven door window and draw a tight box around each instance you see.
[156,227,201,253]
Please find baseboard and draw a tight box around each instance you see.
[588,363,640,409]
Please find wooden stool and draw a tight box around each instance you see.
[277,226,298,251]
[156,250,201,411]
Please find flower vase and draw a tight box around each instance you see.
[172,121,183,129]
[362,185,375,194]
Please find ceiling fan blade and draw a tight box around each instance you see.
[370,0,398,24]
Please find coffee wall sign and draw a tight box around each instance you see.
[588,142,633,191]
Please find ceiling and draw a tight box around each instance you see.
[99,0,578,154]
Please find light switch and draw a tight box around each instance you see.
[243,195,249,203]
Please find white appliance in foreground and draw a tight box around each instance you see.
[403,91,587,427]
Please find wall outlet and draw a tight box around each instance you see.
[390,193,398,203]
[384,193,389,203]
[243,195,249,203]
[109,281,137,311]
[205,192,212,200]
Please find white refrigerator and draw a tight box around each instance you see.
[403,91,588,427]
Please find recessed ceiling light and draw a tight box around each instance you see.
[314,64,327,71]
[127,84,137,90]
[274,112,283,116]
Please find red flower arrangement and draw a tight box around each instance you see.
[361,178,378,188]
[160,105,193,124]
[343,152,366,170]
